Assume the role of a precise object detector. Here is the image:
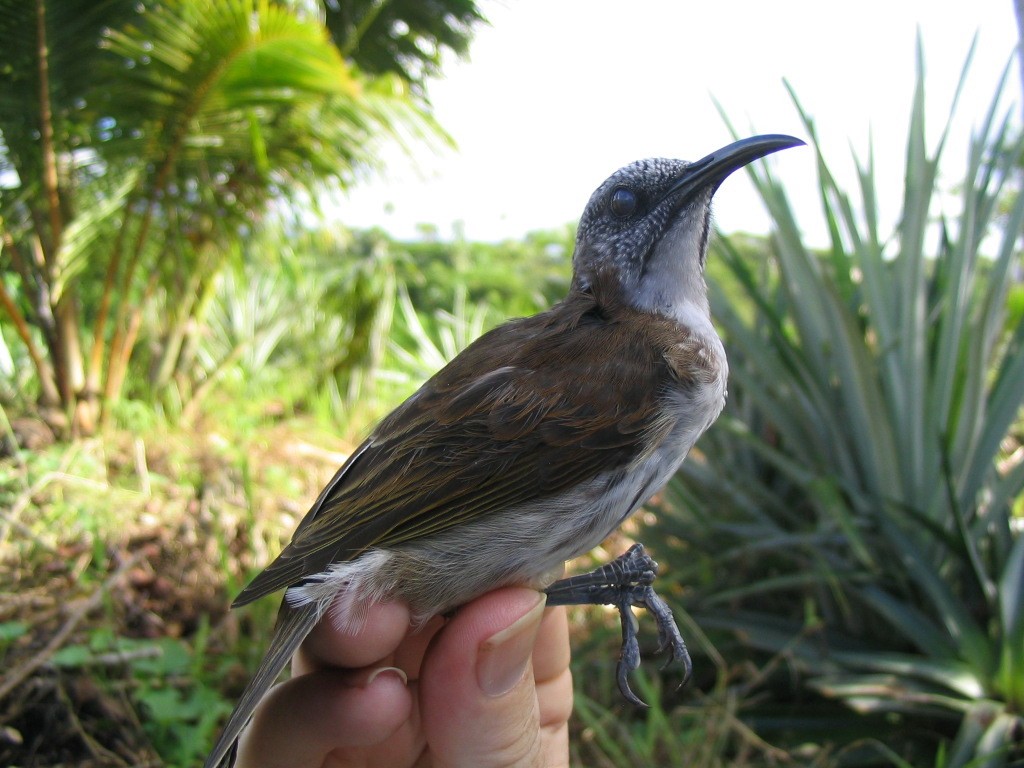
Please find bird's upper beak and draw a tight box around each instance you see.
[662,134,805,204]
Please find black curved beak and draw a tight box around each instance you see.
[664,134,805,203]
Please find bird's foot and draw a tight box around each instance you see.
[544,543,691,706]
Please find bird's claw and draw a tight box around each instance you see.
[615,591,645,705]
[544,543,692,706]
[638,584,692,681]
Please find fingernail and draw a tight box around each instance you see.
[477,593,547,697]
[364,666,408,688]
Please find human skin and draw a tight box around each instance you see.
[234,587,573,768]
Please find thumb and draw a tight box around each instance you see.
[420,588,548,768]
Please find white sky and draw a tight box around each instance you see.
[336,0,1020,245]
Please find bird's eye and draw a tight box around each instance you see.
[609,186,637,218]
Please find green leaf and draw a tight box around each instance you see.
[51,644,93,668]
[827,649,985,700]
[321,0,486,97]
[855,585,959,661]
[944,703,1020,768]
[0,621,28,642]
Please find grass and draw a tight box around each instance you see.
[0,411,353,766]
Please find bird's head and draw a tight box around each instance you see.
[571,134,803,324]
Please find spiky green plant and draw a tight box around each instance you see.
[651,46,1024,767]
[155,224,401,426]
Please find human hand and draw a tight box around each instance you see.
[234,588,572,767]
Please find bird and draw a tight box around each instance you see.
[204,133,803,767]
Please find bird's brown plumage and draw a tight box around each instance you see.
[233,270,721,608]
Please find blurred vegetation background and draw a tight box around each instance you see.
[1,1,1022,766]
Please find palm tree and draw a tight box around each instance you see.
[0,0,483,436]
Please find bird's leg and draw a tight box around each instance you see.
[543,543,691,706]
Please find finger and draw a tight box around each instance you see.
[393,613,446,681]
[532,605,571,686]
[294,598,412,675]
[419,588,554,768]
[235,666,413,768]
[534,606,573,766]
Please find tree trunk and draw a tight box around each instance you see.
[55,291,91,435]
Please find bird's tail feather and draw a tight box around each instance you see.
[204,601,321,768]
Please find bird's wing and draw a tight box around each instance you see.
[233,291,701,606]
